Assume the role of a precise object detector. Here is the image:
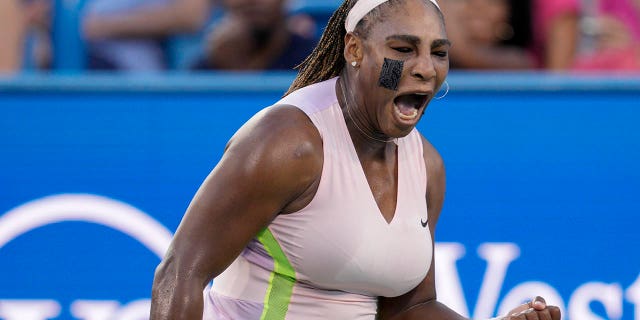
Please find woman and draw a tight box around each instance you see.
[573,0,640,70]
[531,0,580,70]
[150,0,562,319]
[443,0,578,70]
[443,0,536,69]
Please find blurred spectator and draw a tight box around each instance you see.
[82,0,212,71]
[533,0,580,70]
[442,0,580,70]
[0,0,52,73]
[192,0,317,71]
[573,0,640,70]
[23,0,53,70]
[441,0,535,69]
[0,0,25,72]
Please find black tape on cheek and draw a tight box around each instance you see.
[378,58,404,91]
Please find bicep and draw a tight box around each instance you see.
[167,156,284,283]
[163,107,322,285]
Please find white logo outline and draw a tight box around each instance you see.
[0,194,173,258]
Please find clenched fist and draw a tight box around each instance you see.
[500,296,561,320]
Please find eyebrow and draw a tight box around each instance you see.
[385,35,452,48]
[386,34,421,44]
[431,39,452,49]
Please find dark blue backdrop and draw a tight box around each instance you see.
[0,72,639,319]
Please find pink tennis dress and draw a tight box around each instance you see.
[203,77,433,319]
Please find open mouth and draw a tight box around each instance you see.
[393,93,429,121]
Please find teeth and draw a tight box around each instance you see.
[394,105,419,120]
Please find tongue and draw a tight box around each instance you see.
[395,95,421,116]
[396,101,416,116]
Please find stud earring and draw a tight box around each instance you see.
[351,61,358,68]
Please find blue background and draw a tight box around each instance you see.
[0,72,639,319]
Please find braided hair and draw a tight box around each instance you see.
[285,0,355,96]
[285,0,441,96]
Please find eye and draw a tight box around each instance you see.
[432,51,448,58]
[392,47,413,53]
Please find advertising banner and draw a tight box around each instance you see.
[1,74,639,319]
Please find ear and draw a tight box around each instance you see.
[343,32,364,65]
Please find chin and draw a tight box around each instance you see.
[385,124,417,139]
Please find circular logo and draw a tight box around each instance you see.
[0,194,173,257]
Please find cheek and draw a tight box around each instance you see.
[360,57,384,89]
[378,58,404,91]
[362,51,383,75]
[435,61,449,84]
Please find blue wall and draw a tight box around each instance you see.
[0,72,639,319]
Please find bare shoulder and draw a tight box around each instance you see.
[224,104,324,200]
[228,104,322,160]
[151,105,324,298]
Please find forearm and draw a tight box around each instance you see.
[150,262,207,319]
[84,0,209,39]
[389,299,557,320]
[545,14,579,70]
[0,0,25,72]
[383,300,469,320]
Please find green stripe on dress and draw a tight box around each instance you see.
[257,227,296,320]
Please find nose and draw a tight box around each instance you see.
[410,55,437,81]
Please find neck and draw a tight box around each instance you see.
[338,70,395,151]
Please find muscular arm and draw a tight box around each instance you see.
[150,105,323,319]
[378,135,467,320]
[83,0,212,40]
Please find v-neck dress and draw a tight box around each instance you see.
[203,77,432,320]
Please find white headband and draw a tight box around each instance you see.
[345,0,441,32]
